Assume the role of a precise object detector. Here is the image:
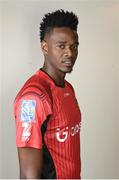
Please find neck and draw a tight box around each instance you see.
[42,64,66,87]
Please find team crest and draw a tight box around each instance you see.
[20,100,36,122]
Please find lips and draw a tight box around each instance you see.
[62,59,73,66]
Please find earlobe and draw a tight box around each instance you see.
[41,40,48,55]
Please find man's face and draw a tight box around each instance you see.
[41,27,79,74]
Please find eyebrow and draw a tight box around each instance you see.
[56,41,79,45]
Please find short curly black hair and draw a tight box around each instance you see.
[39,9,79,42]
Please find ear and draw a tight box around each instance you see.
[41,40,48,55]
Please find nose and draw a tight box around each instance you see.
[64,47,72,58]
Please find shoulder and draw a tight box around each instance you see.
[14,71,52,108]
[65,80,75,93]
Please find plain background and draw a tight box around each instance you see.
[1,0,119,179]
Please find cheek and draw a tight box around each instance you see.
[74,50,78,58]
[49,48,63,59]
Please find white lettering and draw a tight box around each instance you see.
[22,122,31,141]
[56,122,81,143]
[56,127,68,142]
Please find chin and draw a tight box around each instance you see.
[66,69,73,73]
[65,67,73,73]
[61,68,73,74]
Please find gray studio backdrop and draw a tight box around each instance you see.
[1,0,119,179]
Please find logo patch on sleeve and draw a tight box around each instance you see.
[20,100,36,122]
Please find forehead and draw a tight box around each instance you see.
[46,27,78,43]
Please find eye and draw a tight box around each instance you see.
[58,44,65,49]
[72,44,78,50]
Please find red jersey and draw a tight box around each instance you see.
[14,69,81,179]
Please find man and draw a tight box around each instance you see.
[14,9,81,179]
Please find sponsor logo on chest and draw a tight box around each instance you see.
[56,122,81,143]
